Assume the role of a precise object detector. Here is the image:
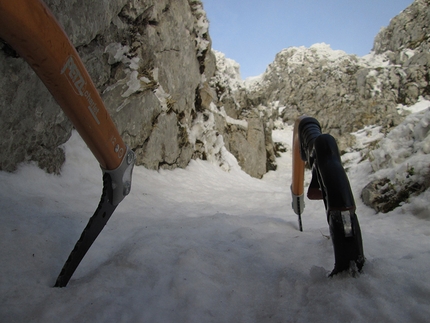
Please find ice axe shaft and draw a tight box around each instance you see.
[0,0,125,171]
[291,117,306,231]
[0,0,135,286]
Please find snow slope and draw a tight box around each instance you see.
[1,106,430,322]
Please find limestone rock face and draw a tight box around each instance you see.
[359,0,430,212]
[373,0,430,60]
[373,0,430,106]
[0,45,72,173]
[209,51,277,178]
[215,0,429,156]
[241,44,408,152]
[98,0,210,171]
[227,117,267,178]
[361,107,430,213]
[0,0,215,173]
[1,0,428,180]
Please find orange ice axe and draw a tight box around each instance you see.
[0,0,135,286]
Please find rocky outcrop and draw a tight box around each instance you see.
[373,0,430,60]
[374,0,430,106]
[1,0,428,181]
[359,0,430,212]
[361,107,430,213]
[99,0,215,171]
[0,0,216,173]
[208,51,277,178]
[0,44,71,173]
[218,0,428,156]
[249,44,408,151]
[204,0,430,178]
[0,0,275,178]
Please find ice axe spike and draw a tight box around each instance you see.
[291,190,304,232]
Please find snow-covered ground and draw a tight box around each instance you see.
[1,104,430,322]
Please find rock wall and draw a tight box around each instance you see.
[0,0,217,173]
[208,51,277,178]
[373,0,430,59]
[361,106,430,213]
[359,0,430,213]
[246,44,406,151]
[373,0,430,106]
[1,0,428,180]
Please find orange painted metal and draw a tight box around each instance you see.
[0,0,125,170]
[291,116,306,197]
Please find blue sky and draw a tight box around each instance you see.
[203,0,414,79]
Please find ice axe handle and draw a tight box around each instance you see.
[0,0,126,171]
[291,117,306,231]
